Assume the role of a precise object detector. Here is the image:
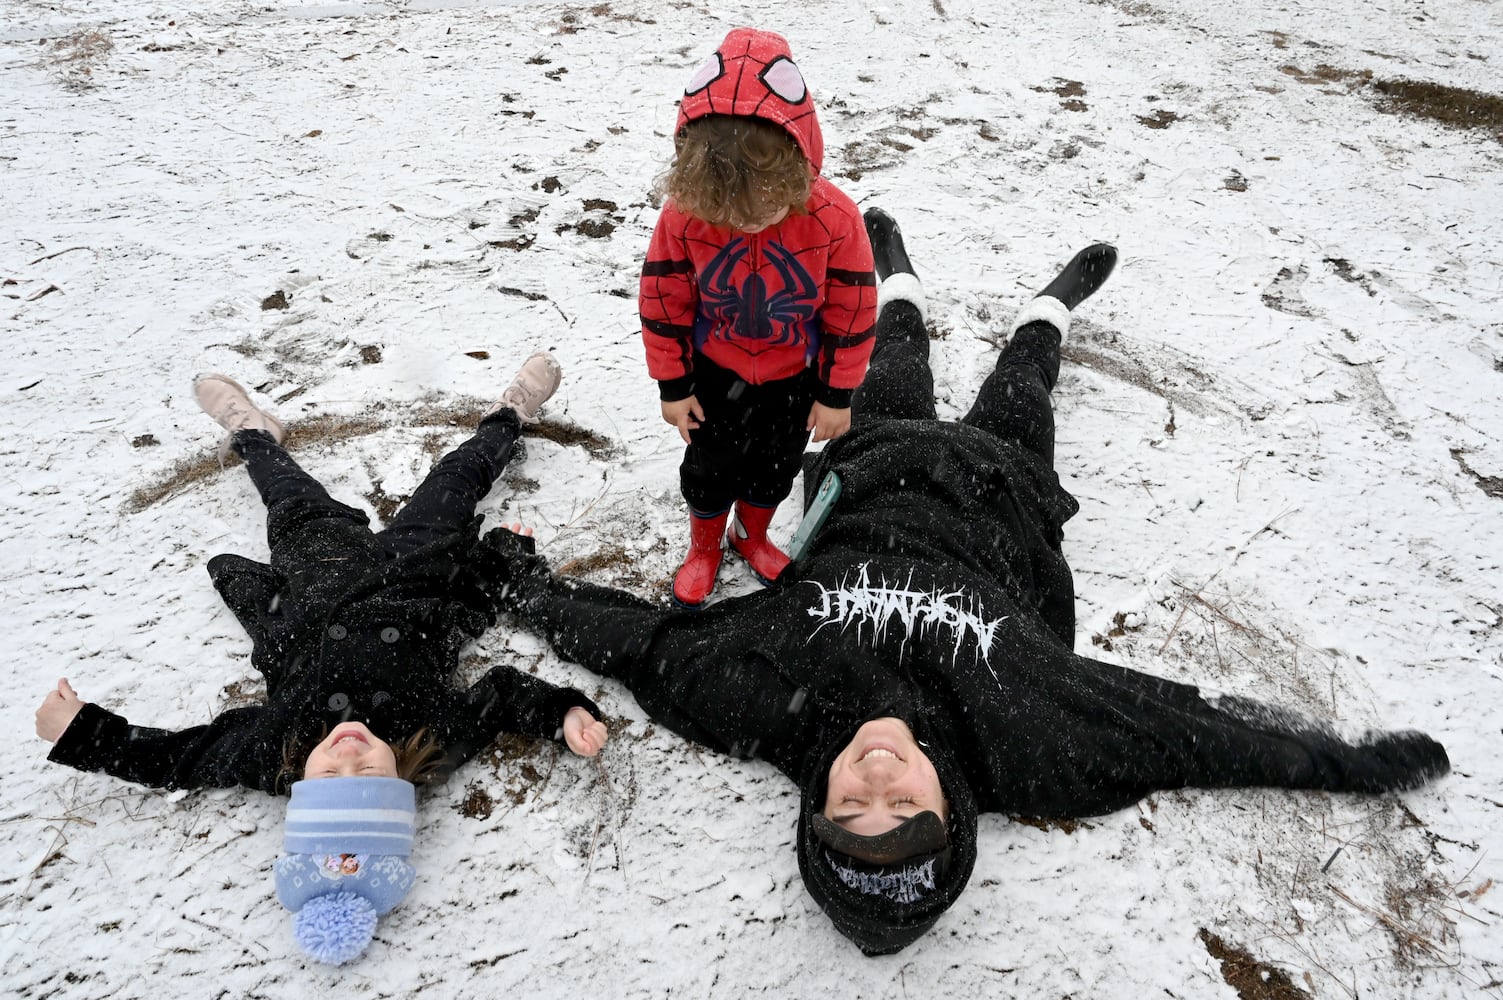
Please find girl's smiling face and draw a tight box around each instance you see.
[303,722,399,780]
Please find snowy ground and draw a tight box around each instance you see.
[3,0,1501,997]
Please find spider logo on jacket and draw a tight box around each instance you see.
[699,236,818,349]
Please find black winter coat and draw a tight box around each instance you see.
[499,419,1448,817]
[50,520,599,794]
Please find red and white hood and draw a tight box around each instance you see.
[676,27,824,175]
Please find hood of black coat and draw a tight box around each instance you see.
[797,712,978,956]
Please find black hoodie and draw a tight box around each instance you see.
[491,417,1449,951]
[50,515,599,794]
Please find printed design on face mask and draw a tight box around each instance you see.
[804,563,1008,672]
[699,237,818,348]
[825,852,937,903]
[318,853,367,878]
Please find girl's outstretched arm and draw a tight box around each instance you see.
[39,679,280,793]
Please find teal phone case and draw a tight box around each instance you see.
[786,471,842,562]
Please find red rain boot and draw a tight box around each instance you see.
[728,501,790,585]
[672,509,729,609]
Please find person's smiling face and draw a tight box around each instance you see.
[302,722,399,780]
[822,718,948,837]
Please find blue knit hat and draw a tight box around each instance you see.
[274,777,418,965]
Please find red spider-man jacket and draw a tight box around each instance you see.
[640,28,877,409]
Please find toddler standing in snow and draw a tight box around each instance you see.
[640,27,877,608]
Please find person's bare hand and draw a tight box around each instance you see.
[661,396,705,444]
[807,402,852,443]
[36,678,85,743]
[562,706,608,757]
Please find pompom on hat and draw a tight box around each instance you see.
[274,777,418,965]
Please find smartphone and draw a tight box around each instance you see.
[786,471,842,563]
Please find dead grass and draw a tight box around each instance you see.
[1369,77,1503,140]
[1008,815,1096,834]
[1280,62,1503,141]
[1450,449,1503,499]
[44,29,113,90]
[1198,929,1312,1000]
[124,409,618,513]
[458,781,496,820]
[527,419,620,461]
[556,544,632,576]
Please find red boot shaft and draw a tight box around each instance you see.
[673,509,729,609]
[728,501,790,585]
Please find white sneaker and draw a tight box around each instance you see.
[488,352,563,423]
[193,374,286,458]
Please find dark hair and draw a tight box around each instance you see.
[277,725,445,794]
[656,115,811,230]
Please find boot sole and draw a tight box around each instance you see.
[727,539,782,587]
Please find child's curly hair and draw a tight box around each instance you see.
[277,725,446,794]
[657,115,811,230]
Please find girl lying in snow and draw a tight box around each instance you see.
[34,352,607,964]
[480,213,1450,955]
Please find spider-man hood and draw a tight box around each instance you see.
[677,27,824,175]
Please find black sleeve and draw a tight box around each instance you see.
[974,648,1451,818]
[453,664,603,750]
[507,564,819,778]
[46,702,282,793]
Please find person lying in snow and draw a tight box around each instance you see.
[477,213,1450,956]
[34,352,608,964]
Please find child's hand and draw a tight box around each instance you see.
[562,706,608,757]
[807,402,851,443]
[661,396,705,444]
[36,678,85,743]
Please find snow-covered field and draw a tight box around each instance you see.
[3,1,1500,996]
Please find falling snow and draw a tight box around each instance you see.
[3,1,1501,998]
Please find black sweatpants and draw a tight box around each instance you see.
[679,352,815,512]
[231,409,522,608]
[851,300,1062,465]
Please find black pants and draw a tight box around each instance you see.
[232,410,522,602]
[680,353,814,512]
[851,301,1061,465]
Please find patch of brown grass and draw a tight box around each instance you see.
[45,30,113,89]
[557,544,632,577]
[1198,929,1312,999]
[1137,108,1181,129]
[1369,77,1503,140]
[458,781,495,820]
[124,408,616,514]
[1009,815,1095,834]
[1280,62,1503,141]
[527,419,620,461]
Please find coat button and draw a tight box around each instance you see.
[327,692,350,711]
[327,624,347,640]
[372,691,392,707]
[380,627,400,643]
